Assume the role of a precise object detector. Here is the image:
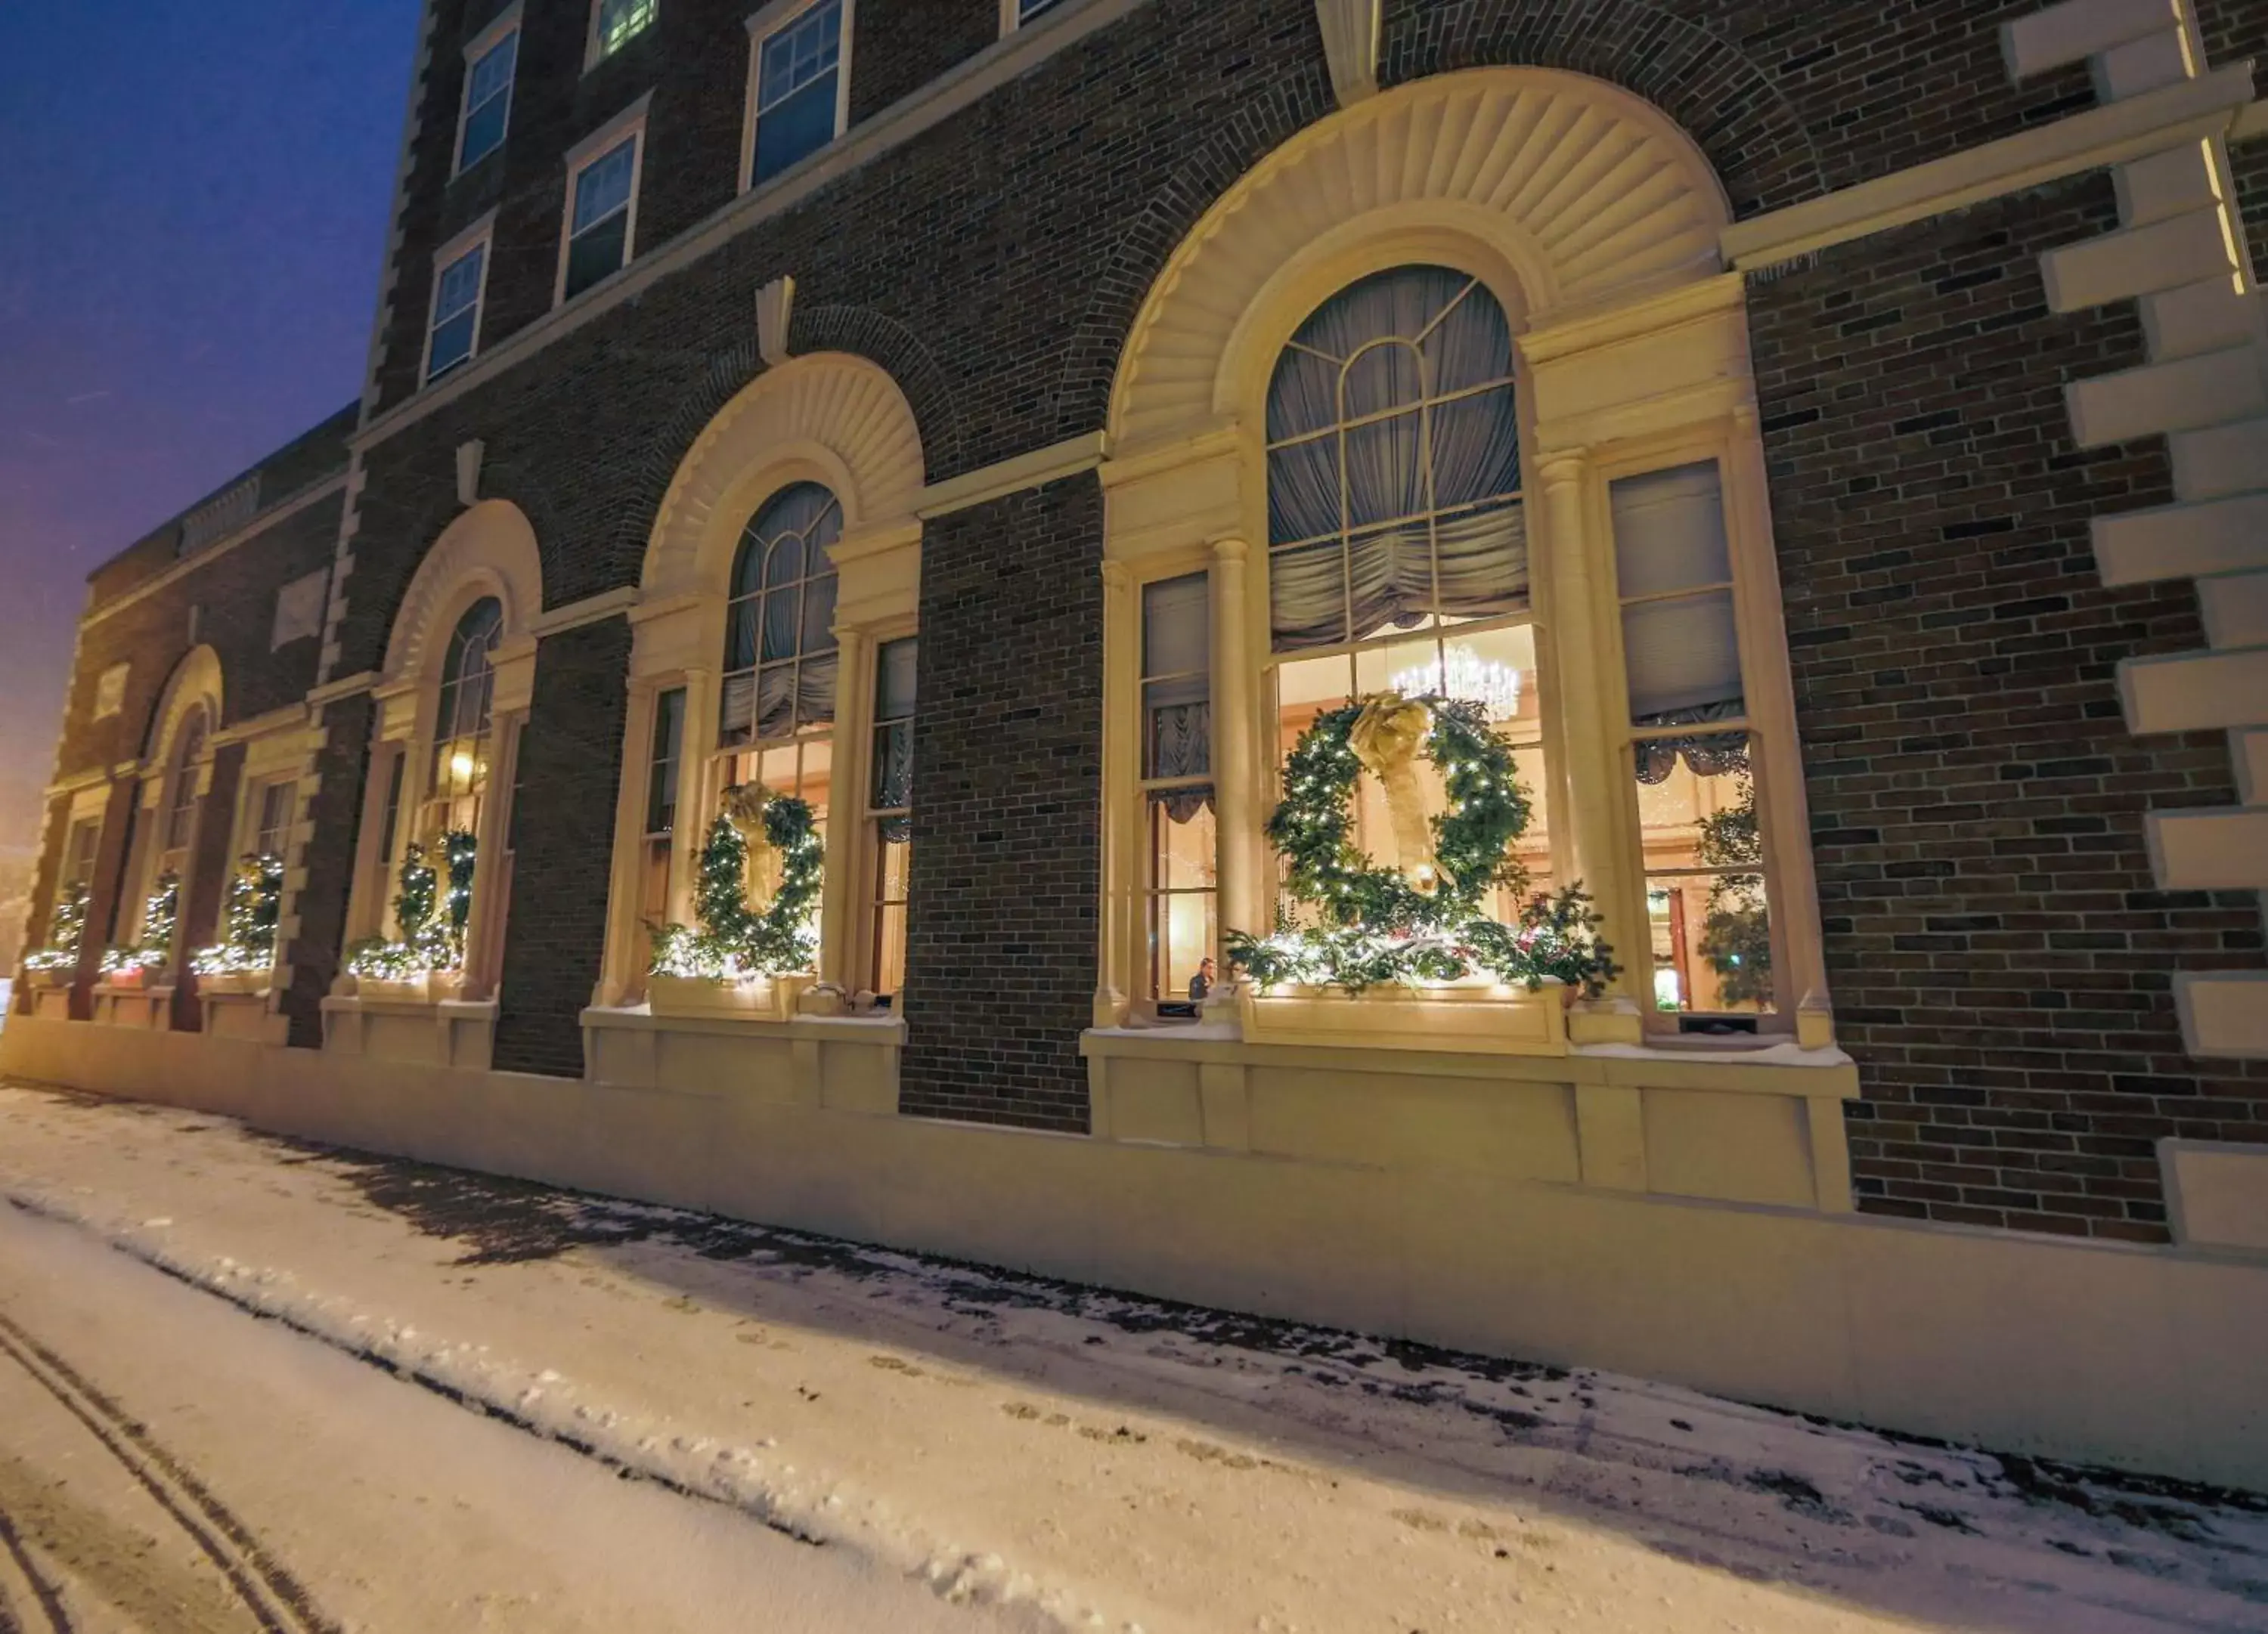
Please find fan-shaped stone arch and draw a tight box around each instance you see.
[383,500,544,682]
[640,351,926,599]
[1108,67,1731,453]
[143,645,224,766]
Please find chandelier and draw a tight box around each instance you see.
[1389,649,1523,720]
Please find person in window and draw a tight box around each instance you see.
[1188,957,1218,1003]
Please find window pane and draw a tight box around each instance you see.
[572,140,637,234]
[758,0,840,107]
[1141,573,1208,679]
[1341,339,1424,419]
[1429,385,1520,509]
[1622,590,1743,721]
[459,33,515,168]
[1145,689,1209,781]
[1637,738,1771,1017]
[646,688,684,834]
[875,636,917,720]
[1421,280,1513,395]
[434,245,484,320]
[596,0,655,54]
[872,720,913,810]
[1274,651,1352,761]
[1610,463,1731,600]
[1266,437,1339,546]
[1147,796,1216,1003]
[1343,410,1424,530]
[872,896,907,997]
[428,310,477,378]
[1268,537,1347,650]
[564,209,630,299]
[753,71,838,185]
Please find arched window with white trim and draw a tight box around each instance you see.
[717,481,841,819]
[423,596,503,841]
[1263,265,1554,921]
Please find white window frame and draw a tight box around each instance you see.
[553,97,652,309]
[454,4,522,175]
[999,0,1067,33]
[741,0,854,195]
[585,0,658,70]
[423,213,497,385]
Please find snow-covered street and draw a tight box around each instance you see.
[0,1079,2262,1634]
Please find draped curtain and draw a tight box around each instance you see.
[722,482,841,742]
[1266,266,1528,651]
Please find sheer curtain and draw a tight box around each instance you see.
[1266,266,1527,651]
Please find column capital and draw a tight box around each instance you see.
[1210,536,1250,565]
[1101,559,1133,591]
[1535,448,1591,489]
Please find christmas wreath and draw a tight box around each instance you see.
[1227,690,1619,998]
[649,785,824,979]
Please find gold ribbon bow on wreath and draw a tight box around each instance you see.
[1346,692,1439,893]
[721,782,779,911]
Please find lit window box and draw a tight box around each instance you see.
[1235,976,1570,1056]
[646,971,814,1022]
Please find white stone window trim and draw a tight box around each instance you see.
[740,0,856,197]
[553,95,653,311]
[584,0,658,72]
[454,2,522,175]
[598,352,926,1013]
[91,661,129,721]
[343,502,543,1011]
[423,212,497,385]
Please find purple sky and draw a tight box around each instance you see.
[0,2,420,852]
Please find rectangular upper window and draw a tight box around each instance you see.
[590,0,656,64]
[559,124,643,303]
[426,231,491,381]
[747,0,847,190]
[1001,0,1065,31]
[457,22,519,172]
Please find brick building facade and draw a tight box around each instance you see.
[11,0,2268,1477]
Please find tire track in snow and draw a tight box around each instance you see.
[0,1308,339,1634]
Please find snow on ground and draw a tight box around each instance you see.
[0,1199,1042,1634]
[2,1079,2264,1633]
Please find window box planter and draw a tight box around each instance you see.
[355,970,465,1005]
[197,969,271,998]
[23,967,76,991]
[647,971,814,1022]
[1237,976,1569,1056]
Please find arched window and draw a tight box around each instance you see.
[163,709,209,857]
[1263,266,1551,918]
[423,597,503,841]
[717,482,840,813]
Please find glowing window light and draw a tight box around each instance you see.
[1389,650,1524,720]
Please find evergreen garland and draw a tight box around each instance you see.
[649,792,824,979]
[191,853,285,976]
[1228,692,1619,998]
[346,828,479,980]
[101,874,180,974]
[23,882,90,973]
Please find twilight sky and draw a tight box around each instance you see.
[0,2,420,852]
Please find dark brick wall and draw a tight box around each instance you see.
[1750,172,2268,1244]
[848,0,998,125]
[2235,135,2268,285]
[899,473,1105,1132]
[54,494,342,783]
[284,694,376,1048]
[491,617,634,1079]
